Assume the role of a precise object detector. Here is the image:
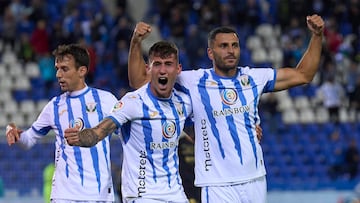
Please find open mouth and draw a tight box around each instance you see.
[159,77,168,85]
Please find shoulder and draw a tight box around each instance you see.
[91,88,118,100]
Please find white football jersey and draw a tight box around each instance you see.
[19,86,117,201]
[108,83,192,202]
[177,67,276,187]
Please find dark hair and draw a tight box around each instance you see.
[52,44,90,70]
[148,41,179,62]
[207,26,239,48]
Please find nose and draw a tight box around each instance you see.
[159,64,167,73]
[227,46,235,53]
[56,69,62,78]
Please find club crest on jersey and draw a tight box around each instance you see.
[162,121,176,139]
[112,101,124,112]
[70,118,84,130]
[221,89,238,105]
[86,102,97,113]
[176,104,184,117]
[240,75,250,87]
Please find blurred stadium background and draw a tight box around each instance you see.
[1,0,360,202]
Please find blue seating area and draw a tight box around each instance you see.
[1,122,359,197]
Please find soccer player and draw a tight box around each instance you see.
[127,14,324,203]
[64,41,192,203]
[6,44,117,202]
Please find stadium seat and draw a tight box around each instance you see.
[24,62,41,78]
[315,107,330,123]
[298,108,316,123]
[19,100,36,115]
[293,96,311,110]
[13,75,31,91]
[8,62,23,77]
[0,63,7,77]
[1,50,17,65]
[246,35,262,51]
[255,23,275,39]
[282,109,299,124]
[0,76,13,91]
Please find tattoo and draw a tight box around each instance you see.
[94,118,117,137]
[78,129,99,147]
[78,118,117,147]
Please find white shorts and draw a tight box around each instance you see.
[51,200,113,203]
[123,198,189,203]
[201,176,267,203]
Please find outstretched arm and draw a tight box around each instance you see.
[275,14,324,91]
[65,118,117,147]
[6,123,23,146]
[128,22,152,89]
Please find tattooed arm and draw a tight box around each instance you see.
[65,118,118,147]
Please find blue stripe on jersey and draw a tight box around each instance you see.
[149,95,172,188]
[233,75,258,168]
[53,96,69,177]
[198,71,225,158]
[66,96,84,185]
[263,70,276,92]
[80,91,101,193]
[139,96,156,182]
[248,76,260,168]
[168,98,182,185]
[92,88,111,171]
[31,125,52,136]
[215,78,243,164]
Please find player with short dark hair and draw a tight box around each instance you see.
[127,14,324,203]
[65,41,193,203]
[6,43,117,203]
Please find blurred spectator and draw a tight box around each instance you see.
[328,130,346,180]
[2,6,17,49]
[30,19,50,57]
[316,74,345,124]
[38,52,56,97]
[0,176,3,197]
[43,163,55,203]
[259,92,280,133]
[344,139,360,179]
[111,162,123,203]
[345,61,360,107]
[352,76,360,119]
[324,17,343,54]
[178,134,201,203]
[16,33,35,63]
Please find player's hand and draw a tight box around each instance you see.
[132,22,152,43]
[64,127,81,146]
[306,14,324,36]
[6,123,22,146]
[255,124,263,143]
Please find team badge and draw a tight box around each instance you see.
[70,118,84,130]
[240,75,250,87]
[221,89,238,105]
[176,103,184,117]
[86,102,97,113]
[162,121,176,139]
